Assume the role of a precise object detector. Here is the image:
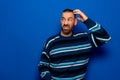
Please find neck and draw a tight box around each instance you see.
[60,31,72,37]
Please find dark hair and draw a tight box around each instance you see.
[62,9,76,18]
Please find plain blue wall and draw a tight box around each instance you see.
[0,0,120,80]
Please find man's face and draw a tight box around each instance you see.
[60,12,77,35]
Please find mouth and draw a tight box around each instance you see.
[63,26,69,30]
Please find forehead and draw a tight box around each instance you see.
[62,12,74,18]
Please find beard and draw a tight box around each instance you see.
[61,25,73,35]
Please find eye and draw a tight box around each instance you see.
[68,18,73,21]
[61,18,65,22]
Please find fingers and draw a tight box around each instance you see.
[73,9,88,22]
[77,18,84,22]
[73,9,83,15]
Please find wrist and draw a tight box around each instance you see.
[83,18,96,29]
[83,17,88,22]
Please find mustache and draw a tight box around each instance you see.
[63,24,69,26]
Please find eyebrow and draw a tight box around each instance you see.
[61,17,74,19]
[68,17,74,19]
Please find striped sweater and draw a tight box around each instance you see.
[38,18,111,80]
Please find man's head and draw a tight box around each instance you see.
[60,9,77,37]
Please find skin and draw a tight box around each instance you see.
[60,9,88,37]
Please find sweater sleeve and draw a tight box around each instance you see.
[38,42,51,80]
[84,18,111,48]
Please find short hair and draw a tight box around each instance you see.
[62,9,76,18]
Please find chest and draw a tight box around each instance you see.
[48,36,92,59]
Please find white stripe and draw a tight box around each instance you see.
[42,52,50,59]
[50,44,90,53]
[46,36,60,48]
[89,22,98,30]
[96,37,111,41]
[51,58,89,66]
[50,61,87,68]
[50,46,92,55]
[73,32,87,37]
[91,34,98,47]
[41,71,50,78]
[52,73,86,80]
[39,61,49,66]
[50,59,89,68]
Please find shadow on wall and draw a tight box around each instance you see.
[84,46,109,80]
[91,46,108,59]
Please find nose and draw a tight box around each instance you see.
[64,20,68,25]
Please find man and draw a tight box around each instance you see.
[38,9,111,80]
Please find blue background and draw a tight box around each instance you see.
[0,0,120,80]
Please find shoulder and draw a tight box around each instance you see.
[44,34,60,49]
[47,34,60,41]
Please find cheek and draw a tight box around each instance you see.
[61,23,64,26]
[69,22,75,26]
[69,23,75,29]
[60,21,64,25]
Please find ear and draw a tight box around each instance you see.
[74,18,77,26]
